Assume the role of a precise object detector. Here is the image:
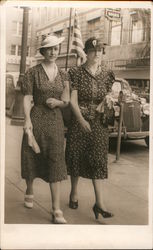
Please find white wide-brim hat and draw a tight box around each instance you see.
[38,35,65,49]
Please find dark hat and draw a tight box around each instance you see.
[84,37,107,54]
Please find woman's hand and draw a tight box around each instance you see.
[79,118,91,133]
[24,119,33,132]
[46,98,61,109]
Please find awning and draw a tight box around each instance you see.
[114,69,150,80]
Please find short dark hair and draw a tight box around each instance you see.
[39,47,46,56]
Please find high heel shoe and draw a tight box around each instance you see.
[69,197,78,209]
[93,204,113,219]
[52,209,67,224]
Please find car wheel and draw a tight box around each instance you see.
[145,136,149,147]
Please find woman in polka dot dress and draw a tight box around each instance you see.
[65,37,115,219]
[21,36,70,224]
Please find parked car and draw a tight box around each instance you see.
[6,72,19,117]
[108,78,149,147]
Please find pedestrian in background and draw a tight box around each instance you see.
[21,35,70,224]
[66,37,115,220]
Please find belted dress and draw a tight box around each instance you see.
[65,65,115,179]
[21,64,68,183]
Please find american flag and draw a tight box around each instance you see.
[70,10,86,64]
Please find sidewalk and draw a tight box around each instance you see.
[5,117,149,225]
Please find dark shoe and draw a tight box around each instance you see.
[69,198,78,209]
[93,204,113,219]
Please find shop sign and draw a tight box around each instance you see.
[105,8,121,20]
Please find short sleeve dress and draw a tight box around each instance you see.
[21,64,69,183]
[65,65,115,179]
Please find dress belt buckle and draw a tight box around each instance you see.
[89,104,97,120]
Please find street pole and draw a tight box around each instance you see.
[116,91,124,161]
[65,8,73,71]
[11,7,29,125]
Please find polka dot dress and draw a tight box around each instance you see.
[21,64,69,183]
[65,65,115,179]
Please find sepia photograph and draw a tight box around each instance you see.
[1,0,152,249]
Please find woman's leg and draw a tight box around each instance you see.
[92,179,107,210]
[25,179,34,195]
[49,182,61,210]
[24,179,34,208]
[70,176,79,201]
[49,182,67,223]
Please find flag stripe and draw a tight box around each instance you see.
[70,10,86,62]
[73,32,82,40]
[71,39,84,49]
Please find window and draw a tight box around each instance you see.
[12,21,23,36]
[18,45,21,56]
[88,17,100,37]
[129,14,146,43]
[10,45,29,57]
[11,45,16,55]
[19,22,22,36]
[110,20,122,45]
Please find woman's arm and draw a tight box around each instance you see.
[61,80,70,106]
[23,95,33,130]
[71,90,91,133]
[46,81,70,109]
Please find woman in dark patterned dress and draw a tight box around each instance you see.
[65,37,115,219]
[21,36,70,224]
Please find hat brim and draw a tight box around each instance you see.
[38,37,65,49]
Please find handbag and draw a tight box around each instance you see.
[96,96,115,127]
[100,104,115,127]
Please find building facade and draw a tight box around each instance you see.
[6,7,150,94]
[34,7,150,95]
[6,6,37,72]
